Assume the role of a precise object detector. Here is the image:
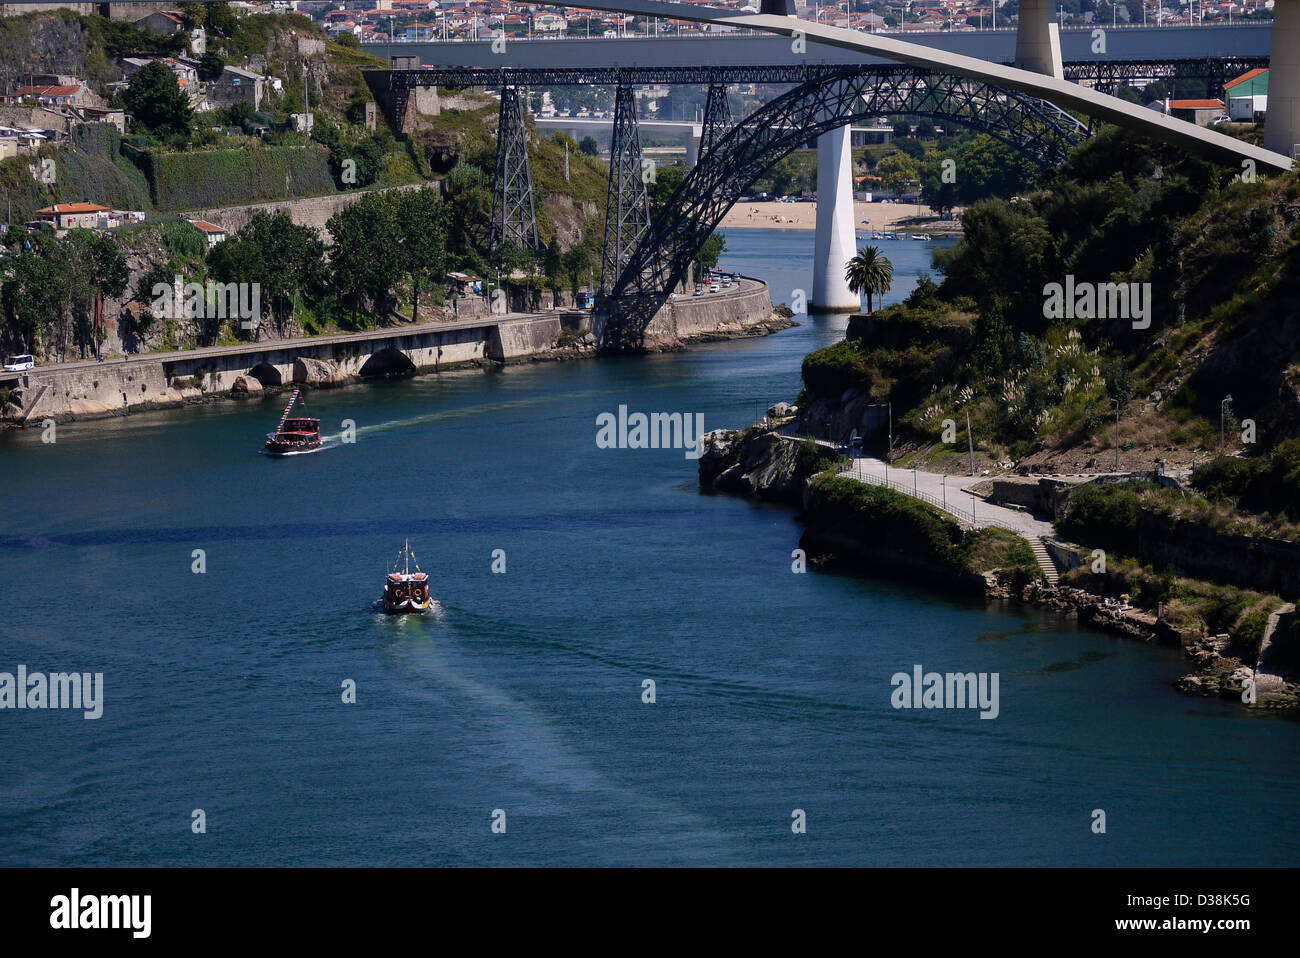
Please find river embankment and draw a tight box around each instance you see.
[699,422,1300,710]
[2,279,790,425]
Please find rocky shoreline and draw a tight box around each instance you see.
[700,423,1300,711]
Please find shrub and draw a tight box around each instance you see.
[1058,482,1143,551]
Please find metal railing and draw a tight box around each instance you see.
[840,460,1023,534]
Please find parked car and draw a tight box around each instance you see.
[3,354,34,372]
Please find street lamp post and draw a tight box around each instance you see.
[942,474,947,510]
[1110,398,1121,472]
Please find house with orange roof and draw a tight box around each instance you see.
[186,219,228,249]
[2,83,101,109]
[34,203,112,230]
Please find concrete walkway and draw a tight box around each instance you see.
[773,429,1060,579]
[838,455,1055,539]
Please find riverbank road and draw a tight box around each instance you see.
[772,429,1053,536]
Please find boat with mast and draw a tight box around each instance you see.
[264,388,321,456]
[382,538,432,614]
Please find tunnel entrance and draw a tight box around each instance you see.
[249,362,282,386]
[359,348,417,378]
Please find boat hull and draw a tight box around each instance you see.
[264,437,322,456]
[382,596,431,615]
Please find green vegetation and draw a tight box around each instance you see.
[0,229,128,358]
[844,245,893,313]
[918,135,1041,216]
[139,145,337,210]
[799,127,1300,467]
[1059,478,1300,547]
[1192,440,1300,524]
[1060,553,1280,656]
[806,474,1039,580]
[794,438,848,476]
[122,62,193,138]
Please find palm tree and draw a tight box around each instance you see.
[844,245,894,313]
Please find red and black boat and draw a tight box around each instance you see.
[264,388,321,456]
[383,539,432,614]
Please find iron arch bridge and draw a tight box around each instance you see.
[601,65,1092,349]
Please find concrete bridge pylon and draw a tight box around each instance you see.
[1265,0,1299,160]
[1014,0,1064,80]
[811,122,860,313]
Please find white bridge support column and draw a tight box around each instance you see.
[1266,0,1300,159]
[811,123,860,312]
[1014,0,1064,80]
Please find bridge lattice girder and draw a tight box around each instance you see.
[490,86,540,251]
[601,83,653,294]
[699,81,734,158]
[602,66,1090,347]
[1064,57,1270,98]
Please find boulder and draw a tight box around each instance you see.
[293,357,348,386]
[767,401,797,419]
[230,375,262,394]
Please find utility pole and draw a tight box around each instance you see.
[966,410,975,476]
[1221,395,1233,455]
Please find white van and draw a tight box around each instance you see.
[3,354,34,372]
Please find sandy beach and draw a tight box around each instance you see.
[720,199,942,232]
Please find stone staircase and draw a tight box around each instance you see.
[1030,536,1060,585]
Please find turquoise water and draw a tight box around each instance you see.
[1,229,1296,866]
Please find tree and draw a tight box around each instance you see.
[226,99,254,129]
[444,162,493,265]
[204,1,237,36]
[327,192,403,326]
[1,241,61,354]
[914,118,938,140]
[543,237,564,296]
[897,137,926,161]
[198,50,226,79]
[696,231,727,281]
[919,155,961,217]
[648,165,686,212]
[209,211,326,336]
[844,245,894,313]
[394,188,450,322]
[122,61,192,136]
[61,231,128,357]
[563,245,593,296]
[578,135,599,157]
[876,151,919,197]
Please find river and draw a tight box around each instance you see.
[1,229,1296,866]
